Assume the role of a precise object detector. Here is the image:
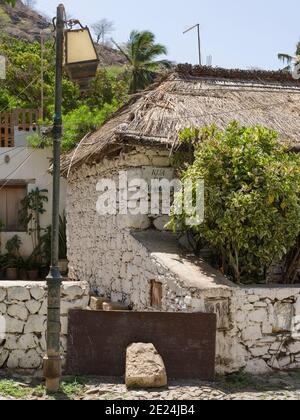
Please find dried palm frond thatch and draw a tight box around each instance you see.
[61,65,300,176]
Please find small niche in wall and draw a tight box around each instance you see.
[150,280,162,309]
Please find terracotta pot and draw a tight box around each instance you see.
[27,270,39,281]
[58,259,68,275]
[19,268,28,280]
[6,268,18,281]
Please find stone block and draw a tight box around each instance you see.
[18,334,38,350]
[24,315,46,333]
[0,288,6,302]
[89,296,109,311]
[7,287,30,302]
[7,304,28,321]
[287,341,300,354]
[244,358,272,374]
[102,302,130,312]
[273,302,294,333]
[125,343,167,388]
[7,350,25,369]
[25,300,41,315]
[62,284,85,300]
[5,316,24,333]
[242,325,262,342]
[0,349,9,368]
[30,286,45,301]
[153,216,170,231]
[19,349,41,369]
[248,309,267,323]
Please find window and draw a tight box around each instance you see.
[0,185,27,232]
[150,280,163,309]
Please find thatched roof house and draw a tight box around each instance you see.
[64,66,300,376]
[61,64,300,175]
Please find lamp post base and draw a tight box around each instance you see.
[43,355,62,393]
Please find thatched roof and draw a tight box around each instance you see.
[61,64,300,175]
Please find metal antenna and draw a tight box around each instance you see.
[183,23,202,66]
[206,54,213,67]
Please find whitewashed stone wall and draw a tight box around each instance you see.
[67,146,300,374]
[67,146,172,292]
[0,281,89,371]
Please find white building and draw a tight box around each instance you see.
[0,108,66,256]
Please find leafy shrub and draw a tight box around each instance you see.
[169,122,300,284]
[61,102,119,151]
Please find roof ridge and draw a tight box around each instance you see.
[176,64,300,85]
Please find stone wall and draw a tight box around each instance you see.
[67,146,300,375]
[0,281,89,371]
[67,145,173,294]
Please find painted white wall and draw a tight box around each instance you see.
[0,147,66,256]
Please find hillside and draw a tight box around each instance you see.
[0,0,127,66]
[0,0,50,42]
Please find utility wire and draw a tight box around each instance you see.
[0,151,34,192]
[0,145,27,157]
[0,147,26,166]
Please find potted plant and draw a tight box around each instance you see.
[5,235,22,281]
[26,260,40,281]
[17,256,28,280]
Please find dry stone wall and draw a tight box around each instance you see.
[0,281,89,371]
[67,146,300,374]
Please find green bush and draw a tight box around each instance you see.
[169,122,300,284]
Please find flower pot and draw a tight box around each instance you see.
[39,266,49,280]
[27,270,39,281]
[19,268,28,281]
[58,259,68,275]
[0,268,5,280]
[6,268,18,281]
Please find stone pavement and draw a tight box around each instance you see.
[0,371,299,400]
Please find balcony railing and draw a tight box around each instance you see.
[0,109,41,148]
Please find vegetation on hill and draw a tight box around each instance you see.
[0,1,171,149]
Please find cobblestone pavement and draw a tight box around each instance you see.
[0,371,299,400]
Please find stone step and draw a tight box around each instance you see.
[89,296,130,312]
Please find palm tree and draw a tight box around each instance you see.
[278,41,300,71]
[114,30,171,93]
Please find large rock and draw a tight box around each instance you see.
[30,286,45,301]
[26,300,41,315]
[0,288,6,302]
[62,284,84,300]
[7,287,30,302]
[7,304,28,321]
[125,343,167,388]
[24,315,46,333]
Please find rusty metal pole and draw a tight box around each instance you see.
[43,3,65,393]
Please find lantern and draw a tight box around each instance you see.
[64,26,99,90]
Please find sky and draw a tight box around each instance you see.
[34,0,300,70]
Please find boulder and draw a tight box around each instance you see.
[89,296,109,311]
[7,304,28,321]
[102,302,130,312]
[125,343,167,388]
[30,286,45,301]
[7,287,30,302]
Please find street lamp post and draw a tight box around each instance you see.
[43,3,65,393]
[43,4,99,393]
